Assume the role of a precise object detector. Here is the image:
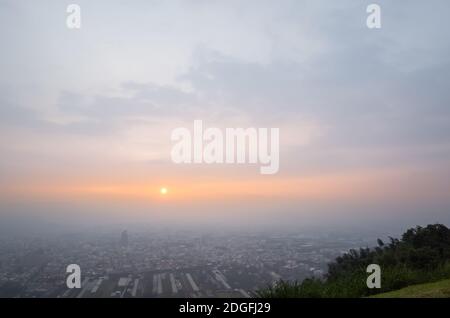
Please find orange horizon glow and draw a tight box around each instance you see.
[1,166,449,205]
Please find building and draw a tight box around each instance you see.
[120,230,129,247]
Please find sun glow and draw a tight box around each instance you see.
[160,187,168,195]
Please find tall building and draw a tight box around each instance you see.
[120,230,128,247]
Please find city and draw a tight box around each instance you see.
[0,229,376,298]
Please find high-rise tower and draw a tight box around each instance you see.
[120,230,128,247]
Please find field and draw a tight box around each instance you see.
[371,279,450,298]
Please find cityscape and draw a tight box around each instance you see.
[1,0,449,305]
[0,229,378,298]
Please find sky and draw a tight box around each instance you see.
[0,0,450,232]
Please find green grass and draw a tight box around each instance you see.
[370,278,450,298]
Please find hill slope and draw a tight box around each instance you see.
[371,279,450,298]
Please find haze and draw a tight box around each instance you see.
[1,0,450,235]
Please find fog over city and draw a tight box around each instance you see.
[0,0,449,298]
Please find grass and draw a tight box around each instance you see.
[370,278,450,298]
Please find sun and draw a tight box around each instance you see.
[160,187,168,195]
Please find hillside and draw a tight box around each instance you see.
[370,279,450,298]
[257,224,450,298]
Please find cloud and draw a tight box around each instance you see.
[1,0,450,190]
